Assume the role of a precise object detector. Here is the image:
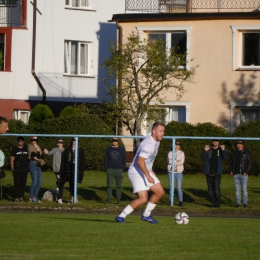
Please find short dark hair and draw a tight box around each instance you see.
[151,121,165,131]
[0,117,8,124]
[17,136,25,141]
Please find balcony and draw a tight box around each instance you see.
[0,0,26,27]
[125,0,260,13]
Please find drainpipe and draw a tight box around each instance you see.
[31,0,46,103]
[116,22,123,135]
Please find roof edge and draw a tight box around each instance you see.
[111,11,260,23]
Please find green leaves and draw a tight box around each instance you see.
[102,32,197,136]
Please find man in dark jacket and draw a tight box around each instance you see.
[104,138,126,204]
[230,140,252,208]
[10,136,29,202]
[202,139,228,207]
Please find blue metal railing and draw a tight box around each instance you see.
[3,133,260,204]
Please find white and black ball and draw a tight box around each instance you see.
[175,212,189,225]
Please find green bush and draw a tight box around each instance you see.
[59,106,78,118]
[28,104,54,126]
[154,121,230,174]
[32,114,115,170]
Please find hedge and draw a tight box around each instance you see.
[2,115,117,171]
[154,121,231,174]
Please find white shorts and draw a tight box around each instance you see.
[128,171,160,193]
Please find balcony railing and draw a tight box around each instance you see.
[125,0,260,13]
[0,0,25,27]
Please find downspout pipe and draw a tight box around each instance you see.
[116,22,123,135]
[31,0,46,104]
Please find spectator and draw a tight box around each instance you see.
[59,138,86,204]
[0,117,9,134]
[202,139,228,207]
[28,136,45,203]
[230,140,252,208]
[104,138,126,204]
[10,136,29,202]
[44,139,64,203]
[115,122,165,224]
[167,141,185,206]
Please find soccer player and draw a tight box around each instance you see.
[115,121,165,224]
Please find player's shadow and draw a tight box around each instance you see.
[83,186,134,203]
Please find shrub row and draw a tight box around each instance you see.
[154,120,260,175]
[2,115,116,171]
[3,116,260,174]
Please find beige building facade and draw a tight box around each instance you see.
[111,3,260,134]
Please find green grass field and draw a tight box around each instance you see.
[0,171,259,216]
[0,212,259,260]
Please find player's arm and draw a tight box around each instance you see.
[137,156,155,183]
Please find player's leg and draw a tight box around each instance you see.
[148,182,165,204]
[115,190,148,223]
[140,183,165,224]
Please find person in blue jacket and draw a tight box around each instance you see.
[202,139,228,207]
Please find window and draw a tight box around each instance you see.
[146,108,167,135]
[0,34,4,71]
[148,32,187,55]
[242,33,260,66]
[231,26,260,70]
[240,108,260,123]
[229,102,260,132]
[65,0,90,8]
[0,0,17,6]
[13,110,30,124]
[170,107,186,122]
[64,40,90,75]
[137,26,192,69]
[145,102,191,135]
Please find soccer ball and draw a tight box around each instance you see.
[175,212,189,225]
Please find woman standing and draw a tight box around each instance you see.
[59,138,86,204]
[28,136,44,203]
[167,141,185,206]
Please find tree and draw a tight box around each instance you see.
[102,32,197,137]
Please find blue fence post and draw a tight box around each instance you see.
[170,138,176,206]
[74,136,79,203]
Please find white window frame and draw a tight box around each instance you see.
[229,102,260,133]
[231,25,260,70]
[65,0,92,9]
[136,25,192,70]
[64,40,91,76]
[144,101,191,135]
[13,110,31,124]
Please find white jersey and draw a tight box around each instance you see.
[129,136,160,175]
